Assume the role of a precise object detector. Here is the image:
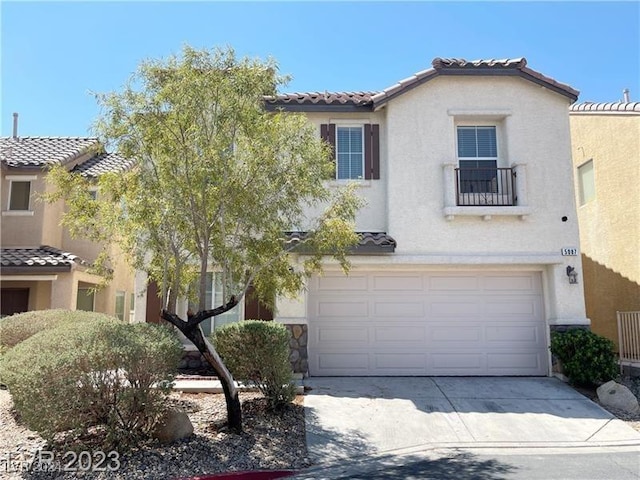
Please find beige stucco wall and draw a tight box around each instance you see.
[275,74,587,332]
[570,111,640,346]
[1,173,47,246]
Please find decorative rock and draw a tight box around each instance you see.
[298,330,308,347]
[292,325,303,339]
[152,409,194,444]
[597,381,640,414]
[289,349,300,363]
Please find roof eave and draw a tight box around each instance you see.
[0,265,73,274]
[264,103,374,113]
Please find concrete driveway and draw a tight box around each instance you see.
[303,377,640,463]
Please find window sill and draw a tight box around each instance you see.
[327,179,373,188]
[443,205,532,221]
[2,210,35,217]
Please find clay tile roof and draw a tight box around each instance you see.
[268,57,578,111]
[72,152,135,177]
[0,137,99,168]
[265,91,376,107]
[0,246,87,271]
[569,102,640,113]
[432,57,527,69]
[285,231,396,253]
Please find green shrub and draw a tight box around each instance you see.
[0,317,182,449]
[213,320,295,409]
[0,309,115,355]
[550,328,618,386]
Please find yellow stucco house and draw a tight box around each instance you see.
[0,121,135,319]
[570,98,640,349]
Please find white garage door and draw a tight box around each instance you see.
[308,271,547,376]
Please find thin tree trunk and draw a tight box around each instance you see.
[162,299,242,431]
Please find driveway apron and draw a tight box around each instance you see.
[303,377,640,463]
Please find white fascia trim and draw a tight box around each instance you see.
[305,253,567,268]
[447,109,512,118]
[0,275,59,281]
[2,210,34,216]
[5,175,38,181]
[548,317,591,326]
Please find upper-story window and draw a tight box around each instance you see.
[577,159,595,205]
[457,126,498,194]
[320,123,380,180]
[336,126,364,180]
[9,180,32,210]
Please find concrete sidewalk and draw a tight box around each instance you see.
[303,377,640,465]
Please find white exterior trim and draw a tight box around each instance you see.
[0,274,58,281]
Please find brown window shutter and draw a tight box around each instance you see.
[321,123,336,178]
[364,124,380,180]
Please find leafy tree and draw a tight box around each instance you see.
[47,46,362,431]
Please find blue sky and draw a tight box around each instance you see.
[1,1,639,137]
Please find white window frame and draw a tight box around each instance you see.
[4,175,37,216]
[335,123,365,181]
[577,159,595,206]
[188,272,243,336]
[115,290,126,321]
[77,287,96,312]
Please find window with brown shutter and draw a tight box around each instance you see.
[321,123,379,180]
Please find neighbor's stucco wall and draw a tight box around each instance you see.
[1,173,48,246]
[570,112,640,346]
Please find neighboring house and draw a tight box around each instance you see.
[139,57,588,377]
[0,124,135,320]
[569,98,640,349]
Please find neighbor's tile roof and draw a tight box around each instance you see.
[0,137,99,168]
[265,57,578,111]
[286,231,396,253]
[71,152,135,177]
[570,102,640,113]
[0,246,87,271]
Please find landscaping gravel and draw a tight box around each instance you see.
[0,389,310,479]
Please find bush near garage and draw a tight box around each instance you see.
[550,328,618,386]
[213,320,296,410]
[0,309,115,356]
[0,317,183,449]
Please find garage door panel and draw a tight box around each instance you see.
[317,301,368,317]
[429,276,478,291]
[430,301,482,316]
[317,275,368,291]
[483,275,535,291]
[373,326,426,342]
[372,275,423,291]
[485,300,538,316]
[309,271,547,376]
[318,353,369,371]
[487,353,542,371]
[373,300,424,317]
[485,326,543,343]
[431,325,482,342]
[318,326,368,344]
[431,353,485,371]
[374,354,427,370]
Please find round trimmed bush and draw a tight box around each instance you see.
[213,320,295,409]
[550,328,618,386]
[0,317,182,449]
[0,309,116,355]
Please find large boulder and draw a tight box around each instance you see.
[596,381,640,415]
[152,409,194,444]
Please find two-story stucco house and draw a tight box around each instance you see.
[0,124,135,319]
[569,98,640,349]
[262,57,588,377]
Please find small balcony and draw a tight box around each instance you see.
[442,162,531,221]
[455,167,515,206]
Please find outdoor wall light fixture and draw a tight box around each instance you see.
[566,266,578,284]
